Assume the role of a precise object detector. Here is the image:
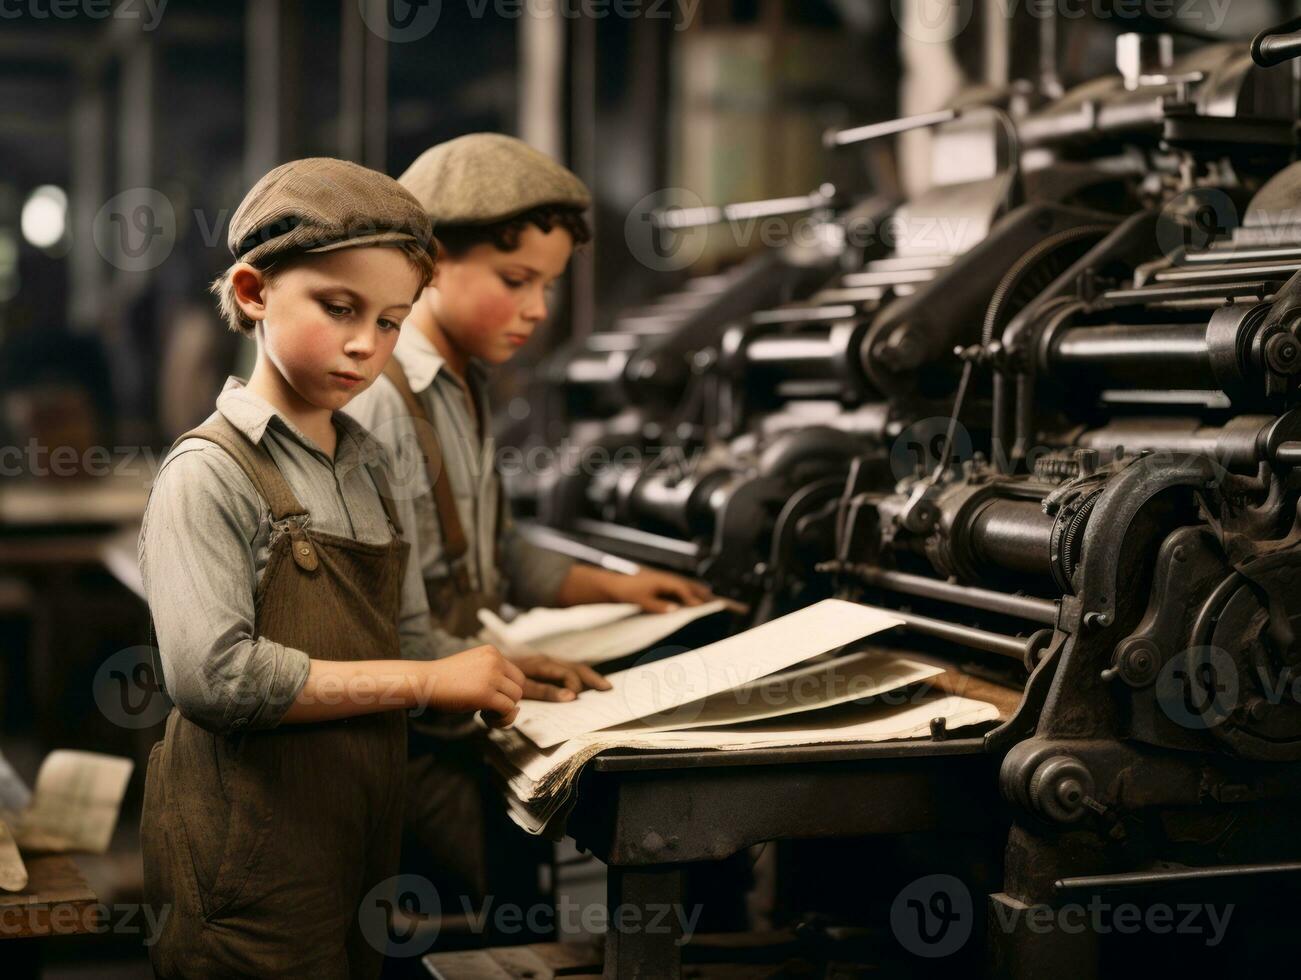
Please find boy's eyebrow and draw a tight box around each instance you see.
[313,284,365,304]
[314,284,412,312]
[502,262,561,279]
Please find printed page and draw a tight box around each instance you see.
[512,599,904,748]
[13,751,134,855]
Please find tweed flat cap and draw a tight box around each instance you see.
[399,133,591,226]
[228,157,435,266]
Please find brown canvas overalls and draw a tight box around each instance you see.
[379,361,549,919]
[142,416,409,979]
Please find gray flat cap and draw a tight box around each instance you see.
[229,157,435,267]
[399,133,591,226]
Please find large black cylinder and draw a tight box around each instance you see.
[1044,323,1216,389]
[968,498,1058,577]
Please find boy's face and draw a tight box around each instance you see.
[424,223,574,366]
[234,246,423,410]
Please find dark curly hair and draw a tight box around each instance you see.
[433,204,591,257]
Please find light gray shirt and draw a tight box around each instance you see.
[138,377,436,735]
[345,325,575,658]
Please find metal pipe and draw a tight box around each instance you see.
[1058,862,1301,893]
[823,109,959,148]
[889,610,1038,661]
[1076,417,1273,468]
[517,522,641,576]
[850,566,1058,625]
[653,184,837,231]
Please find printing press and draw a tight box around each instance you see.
[514,21,1301,974]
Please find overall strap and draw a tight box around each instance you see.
[174,416,320,571]
[364,459,405,538]
[382,359,471,591]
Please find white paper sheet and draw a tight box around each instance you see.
[13,751,134,855]
[479,599,732,665]
[512,599,904,748]
[480,603,640,646]
[491,694,1001,835]
[606,649,943,733]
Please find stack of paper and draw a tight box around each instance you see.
[491,696,1001,835]
[486,599,1001,836]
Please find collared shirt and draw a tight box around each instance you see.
[345,325,575,657]
[138,377,436,735]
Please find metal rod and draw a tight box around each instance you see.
[1058,862,1301,893]
[823,109,959,148]
[1184,244,1301,264]
[653,184,837,231]
[572,518,700,560]
[1274,441,1301,465]
[890,609,1035,661]
[517,522,642,575]
[850,566,1059,625]
[1154,261,1301,283]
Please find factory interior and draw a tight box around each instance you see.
[6,0,1301,977]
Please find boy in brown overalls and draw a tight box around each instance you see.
[138,158,526,978]
[346,134,713,911]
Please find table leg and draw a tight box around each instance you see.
[603,865,684,980]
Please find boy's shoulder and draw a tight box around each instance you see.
[144,421,264,536]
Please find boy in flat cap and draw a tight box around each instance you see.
[139,157,527,979]
[346,134,712,909]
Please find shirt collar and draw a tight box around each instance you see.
[392,325,446,394]
[215,377,382,471]
[392,324,488,395]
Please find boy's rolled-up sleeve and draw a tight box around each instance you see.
[139,446,311,734]
[498,497,575,609]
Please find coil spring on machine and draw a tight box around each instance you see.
[1051,488,1103,593]
[1034,455,1082,482]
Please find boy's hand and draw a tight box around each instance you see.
[424,645,525,727]
[606,569,714,614]
[509,652,612,702]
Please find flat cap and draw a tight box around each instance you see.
[399,133,591,227]
[228,157,435,266]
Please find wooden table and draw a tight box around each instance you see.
[0,853,100,977]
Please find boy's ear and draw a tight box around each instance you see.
[230,264,269,324]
